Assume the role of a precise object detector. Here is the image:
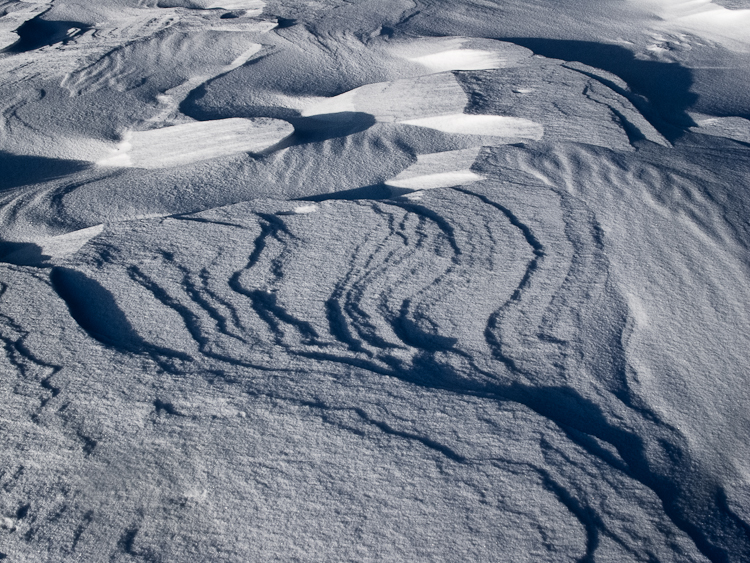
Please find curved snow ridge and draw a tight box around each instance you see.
[1,168,745,560]
[0,224,104,266]
[31,186,731,562]
[61,30,265,98]
[97,118,293,169]
[690,114,750,143]
[181,33,534,125]
[147,42,264,124]
[560,61,671,148]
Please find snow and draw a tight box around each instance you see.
[1,0,749,561]
[204,0,265,13]
[409,48,504,72]
[690,114,750,143]
[632,0,750,50]
[301,74,470,122]
[401,114,545,140]
[385,148,485,191]
[1,224,104,265]
[97,118,294,168]
[292,204,317,214]
[387,37,517,73]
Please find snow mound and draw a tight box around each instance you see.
[402,114,544,140]
[158,0,265,13]
[2,0,750,560]
[410,48,503,72]
[385,148,484,191]
[62,30,263,98]
[203,0,265,13]
[690,114,750,143]
[97,118,293,168]
[632,0,750,50]
[301,73,468,122]
[386,37,523,73]
[301,72,543,141]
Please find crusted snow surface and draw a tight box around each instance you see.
[1,0,750,561]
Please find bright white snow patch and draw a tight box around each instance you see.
[97,118,293,169]
[632,0,750,50]
[401,114,544,140]
[387,37,528,73]
[199,0,265,14]
[389,170,484,191]
[386,148,484,191]
[408,47,504,73]
[302,74,467,122]
[293,205,318,214]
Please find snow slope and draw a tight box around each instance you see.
[0,0,749,561]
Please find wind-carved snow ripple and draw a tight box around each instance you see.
[0,275,62,413]
[46,180,728,560]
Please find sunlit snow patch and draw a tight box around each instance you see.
[301,73,542,142]
[632,0,750,50]
[302,74,468,122]
[203,0,263,6]
[194,0,265,15]
[690,114,750,144]
[385,148,484,192]
[97,118,293,169]
[401,114,544,140]
[410,48,501,72]
[386,37,530,73]
[293,205,317,214]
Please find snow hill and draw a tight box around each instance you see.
[1,0,749,561]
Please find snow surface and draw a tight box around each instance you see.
[97,118,293,168]
[1,0,750,561]
[385,148,484,192]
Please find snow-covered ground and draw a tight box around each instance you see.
[1,0,749,561]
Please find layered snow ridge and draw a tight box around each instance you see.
[1,0,750,562]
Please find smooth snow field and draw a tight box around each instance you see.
[1,0,750,561]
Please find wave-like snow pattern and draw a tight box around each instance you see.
[1,0,750,561]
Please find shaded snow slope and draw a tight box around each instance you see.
[1,0,749,561]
